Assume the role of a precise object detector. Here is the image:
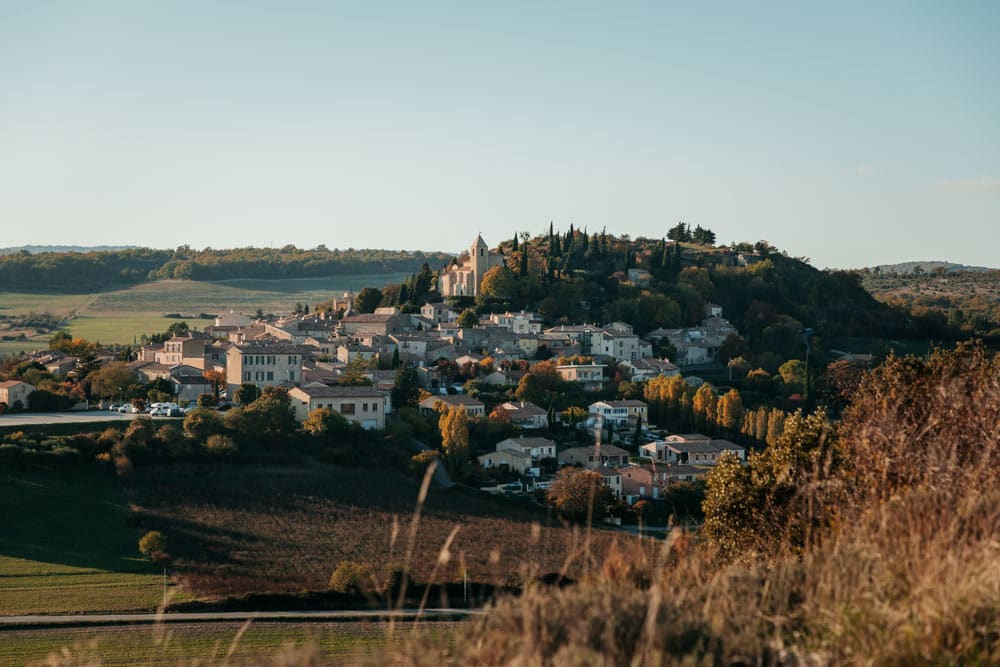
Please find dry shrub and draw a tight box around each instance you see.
[113,454,132,477]
[838,342,1000,507]
[328,560,376,596]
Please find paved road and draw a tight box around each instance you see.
[0,411,180,427]
[0,608,482,629]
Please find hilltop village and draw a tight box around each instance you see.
[1,230,884,510]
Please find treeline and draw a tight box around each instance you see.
[0,248,173,291]
[150,246,451,282]
[0,246,452,292]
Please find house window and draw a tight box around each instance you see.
[372,402,378,412]
[267,372,274,381]
[362,403,369,412]
[341,403,356,415]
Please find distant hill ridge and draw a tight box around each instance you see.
[0,245,452,292]
[0,245,140,255]
[867,261,996,274]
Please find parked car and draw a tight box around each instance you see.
[118,404,138,414]
[149,406,169,417]
[168,407,184,417]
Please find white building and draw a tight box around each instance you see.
[288,385,389,429]
[588,400,648,427]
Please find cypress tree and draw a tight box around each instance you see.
[520,246,529,277]
[512,233,519,252]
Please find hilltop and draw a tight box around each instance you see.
[856,265,1000,338]
[863,260,996,275]
[374,226,942,364]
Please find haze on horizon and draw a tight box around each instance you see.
[2,1,998,270]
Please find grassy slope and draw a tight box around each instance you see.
[129,464,635,599]
[0,272,409,348]
[0,464,166,615]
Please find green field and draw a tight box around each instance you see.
[0,272,409,348]
[0,620,457,666]
[0,337,51,358]
[0,464,168,615]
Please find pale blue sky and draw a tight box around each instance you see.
[2,1,998,268]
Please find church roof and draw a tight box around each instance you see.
[474,234,488,248]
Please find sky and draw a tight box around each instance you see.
[1,1,998,269]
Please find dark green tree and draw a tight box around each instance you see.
[235,383,261,406]
[354,287,382,314]
[391,364,420,408]
[456,309,478,328]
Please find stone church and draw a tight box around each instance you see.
[438,235,505,297]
